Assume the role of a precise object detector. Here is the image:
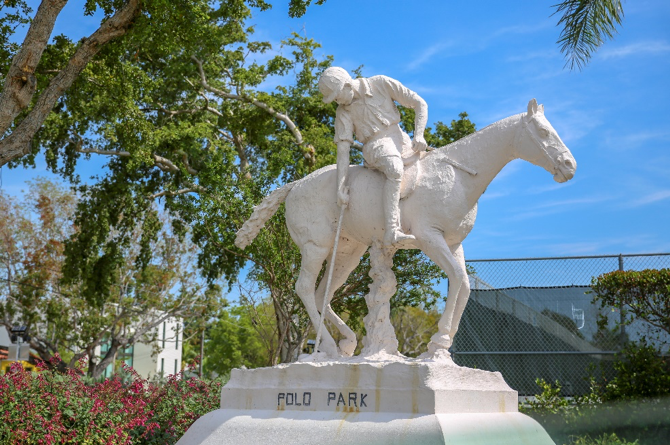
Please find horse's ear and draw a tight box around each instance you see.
[527,98,538,116]
[538,104,544,114]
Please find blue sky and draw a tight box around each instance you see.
[2,0,669,260]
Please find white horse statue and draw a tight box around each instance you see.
[235,99,577,359]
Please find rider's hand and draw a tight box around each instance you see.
[412,134,428,152]
[337,185,350,208]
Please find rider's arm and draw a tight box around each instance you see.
[336,141,351,206]
[334,106,354,207]
[382,76,428,151]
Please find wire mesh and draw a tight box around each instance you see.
[453,253,670,396]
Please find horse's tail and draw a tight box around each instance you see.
[235,181,298,249]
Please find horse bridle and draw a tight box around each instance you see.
[518,115,566,177]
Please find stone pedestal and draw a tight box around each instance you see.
[177,359,555,444]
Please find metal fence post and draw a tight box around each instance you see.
[618,254,626,342]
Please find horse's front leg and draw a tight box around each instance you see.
[417,233,469,357]
[296,242,339,358]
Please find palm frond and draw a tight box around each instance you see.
[553,0,625,70]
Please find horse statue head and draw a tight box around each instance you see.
[516,99,577,183]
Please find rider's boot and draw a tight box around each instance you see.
[383,177,415,247]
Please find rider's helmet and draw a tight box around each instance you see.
[318,67,352,104]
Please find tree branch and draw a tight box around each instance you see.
[191,56,318,165]
[0,0,68,135]
[72,136,199,175]
[0,0,142,167]
[148,186,205,199]
[76,147,131,157]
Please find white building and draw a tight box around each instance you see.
[98,316,183,379]
[2,316,183,379]
[0,326,9,346]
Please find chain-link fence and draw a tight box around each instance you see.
[453,253,670,396]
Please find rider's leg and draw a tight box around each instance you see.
[378,155,415,246]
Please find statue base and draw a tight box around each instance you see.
[176,358,555,444]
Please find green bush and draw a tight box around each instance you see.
[521,340,670,445]
[601,340,670,402]
[0,358,222,445]
[591,269,670,341]
[568,433,639,445]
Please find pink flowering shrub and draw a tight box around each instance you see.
[0,359,222,445]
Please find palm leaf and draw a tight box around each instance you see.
[553,0,625,70]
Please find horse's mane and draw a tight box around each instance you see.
[432,112,525,153]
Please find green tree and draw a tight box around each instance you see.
[591,269,670,343]
[203,305,268,377]
[0,0,321,167]
[0,179,220,378]
[4,0,478,364]
[552,0,625,70]
[392,306,440,358]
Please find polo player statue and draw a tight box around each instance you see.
[236,63,577,359]
[318,67,429,247]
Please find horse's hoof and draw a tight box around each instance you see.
[316,338,339,358]
[338,338,357,357]
[420,341,455,363]
[427,333,451,353]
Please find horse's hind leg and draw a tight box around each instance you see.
[296,241,339,357]
[314,237,368,357]
[446,244,470,343]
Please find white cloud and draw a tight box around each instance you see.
[626,189,670,207]
[506,51,556,63]
[599,41,670,59]
[491,22,553,38]
[479,191,509,201]
[506,195,612,221]
[405,20,552,72]
[490,159,524,182]
[549,108,603,143]
[544,241,615,256]
[534,196,611,209]
[406,41,454,71]
[527,179,579,195]
[605,130,670,151]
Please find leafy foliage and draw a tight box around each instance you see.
[553,0,625,70]
[392,306,440,357]
[398,108,476,148]
[599,340,670,402]
[591,269,670,343]
[569,433,639,445]
[0,359,221,445]
[203,305,269,377]
[4,0,478,364]
[0,180,220,378]
[522,341,670,445]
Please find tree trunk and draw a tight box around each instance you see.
[0,0,142,167]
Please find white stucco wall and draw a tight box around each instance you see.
[133,317,183,379]
[93,316,183,379]
[0,326,10,347]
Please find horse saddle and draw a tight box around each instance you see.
[400,146,421,200]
